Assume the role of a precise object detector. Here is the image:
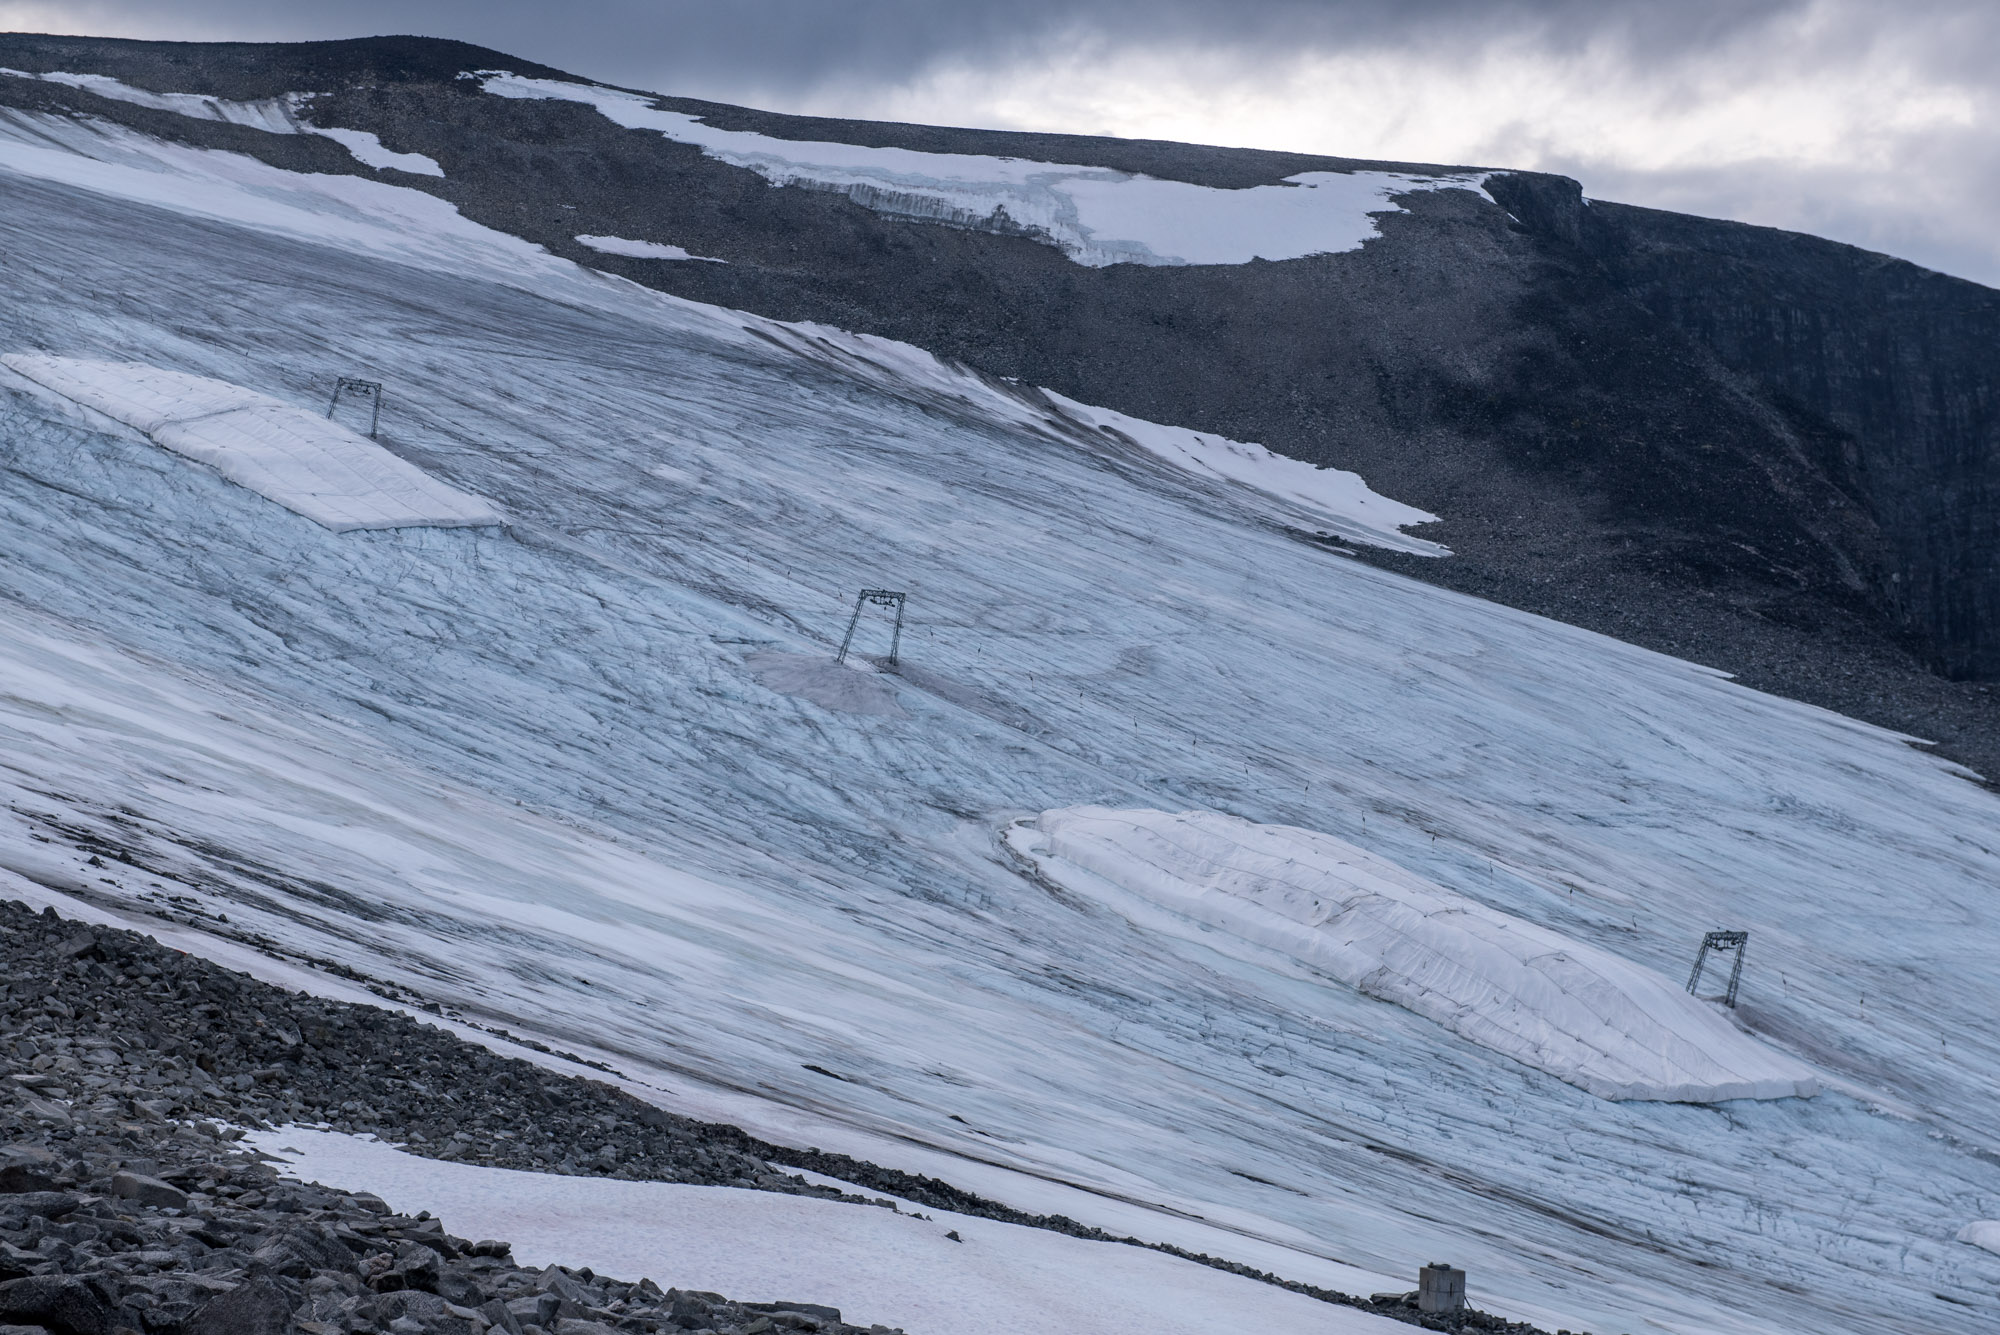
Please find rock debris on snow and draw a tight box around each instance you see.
[0,901,1559,1335]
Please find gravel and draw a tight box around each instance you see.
[0,900,1564,1334]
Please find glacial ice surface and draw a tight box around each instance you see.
[0,93,1995,1335]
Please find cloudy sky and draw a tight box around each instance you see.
[8,0,1996,286]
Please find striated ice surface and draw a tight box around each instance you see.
[0,90,1995,1335]
[1013,807,1820,1102]
[483,73,1483,268]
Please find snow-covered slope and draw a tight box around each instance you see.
[0,96,1997,1335]
[1011,807,1820,1103]
[482,73,1483,268]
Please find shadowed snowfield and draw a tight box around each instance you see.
[0,100,1997,1335]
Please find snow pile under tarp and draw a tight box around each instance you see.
[1011,808,1820,1103]
[483,74,1482,268]
[576,234,723,262]
[0,69,444,176]
[1958,1222,2000,1256]
[1,355,500,531]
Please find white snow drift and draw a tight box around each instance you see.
[483,73,1482,268]
[1041,390,1444,553]
[576,234,722,262]
[1,355,500,531]
[0,69,445,176]
[249,1128,1409,1335]
[1012,808,1820,1103]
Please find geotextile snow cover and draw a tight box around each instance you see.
[1014,807,1820,1103]
[1,355,500,531]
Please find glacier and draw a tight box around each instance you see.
[0,97,1995,1335]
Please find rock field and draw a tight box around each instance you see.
[0,899,1557,1334]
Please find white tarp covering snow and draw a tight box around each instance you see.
[249,1128,1411,1335]
[483,74,1482,268]
[576,234,723,262]
[1011,807,1821,1103]
[1958,1222,2000,1256]
[0,69,445,175]
[1,355,500,531]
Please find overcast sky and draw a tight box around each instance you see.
[8,0,1996,286]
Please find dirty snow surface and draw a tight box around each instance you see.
[483,74,1483,268]
[1012,807,1820,1102]
[250,1127,1412,1335]
[2,354,500,530]
[0,97,1997,1335]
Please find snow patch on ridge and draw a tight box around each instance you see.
[1,355,501,531]
[1010,807,1821,1103]
[0,69,444,175]
[576,234,724,262]
[482,73,1482,268]
[1041,391,1445,554]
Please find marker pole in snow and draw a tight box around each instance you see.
[836,589,907,669]
[328,377,384,439]
[1686,930,1750,1007]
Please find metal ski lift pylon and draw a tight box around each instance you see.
[328,377,384,439]
[1686,930,1750,1008]
[836,589,907,669]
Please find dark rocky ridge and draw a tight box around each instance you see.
[0,901,1560,1335]
[0,32,1995,782]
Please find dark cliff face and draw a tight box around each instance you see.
[1,33,1995,769]
[1489,171,2000,680]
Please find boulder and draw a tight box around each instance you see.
[111,1172,188,1211]
[184,1276,294,1335]
[0,1275,112,1335]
